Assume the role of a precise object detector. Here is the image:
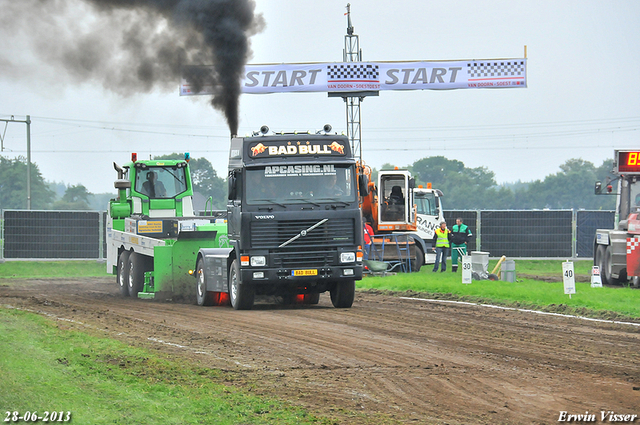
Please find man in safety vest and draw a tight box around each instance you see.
[431,221,451,272]
[451,218,472,272]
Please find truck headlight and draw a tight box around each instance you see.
[340,252,356,263]
[250,256,266,267]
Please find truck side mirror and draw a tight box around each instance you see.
[409,178,415,189]
[358,174,370,196]
[228,172,237,200]
[594,181,602,194]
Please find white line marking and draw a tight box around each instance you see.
[399,297,640,327]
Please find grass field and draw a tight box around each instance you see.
[0,308,328,425]
[358,258,640,319]
[1,259,638,319]
[503,258,593,276]
[1,259,638,423]
[0,260,109,278]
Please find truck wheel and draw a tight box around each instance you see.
[128,252,146,298]
[228,259,254,310]
[411,247,424,272]
[196,258,214,306]
[595,245,610,285]
[330,279,355,308]
[603,245,619,285]
[117,250,131,297]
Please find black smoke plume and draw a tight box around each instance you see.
[0,0,265,135]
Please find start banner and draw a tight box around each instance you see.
[180,59,527,96]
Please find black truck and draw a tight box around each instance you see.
[195,126,364,310]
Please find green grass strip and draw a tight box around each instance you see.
[0,261,110,279]
[0,308,326,425]
[360,260,640,319]
[2,259,639,317]
[510,259,593,275]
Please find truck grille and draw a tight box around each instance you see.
[273,249,335,268]
[251,218,355,249]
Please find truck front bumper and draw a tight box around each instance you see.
[241,265,362,285]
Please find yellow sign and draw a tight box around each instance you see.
[292,269,317,277]
[137,221,163,233]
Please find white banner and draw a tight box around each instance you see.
[180,59,527,96]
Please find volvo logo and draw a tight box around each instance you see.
[279,218,328,248]
[255,214,275,220]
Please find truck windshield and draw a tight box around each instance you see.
[416,192,438,216]
[632,180,640,209]
[135,166,188,199]
[245,164,355,205]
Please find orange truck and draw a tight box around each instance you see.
[360,165,444,272]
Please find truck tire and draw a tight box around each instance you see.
[196,258,215,306]
[117,250,130,297]
[603,245,619,285]
[411,247,424,272]
[127,252,147,298]
[330,279,355,308]
[229,259,254,310]
[595,245,609,285]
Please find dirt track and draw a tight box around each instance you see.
[2,277,640,424]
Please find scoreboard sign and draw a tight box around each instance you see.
[616,150,640,174]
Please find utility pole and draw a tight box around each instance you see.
[343,3,362,160]
[0,115,32,209]
[328,4,378,162]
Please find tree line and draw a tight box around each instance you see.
[0,154,227,211]
[376,156,616,210]
[0,154,616,211]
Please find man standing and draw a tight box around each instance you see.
[451,218,472,272]
[431,221,451,272]
[363,222,374,259]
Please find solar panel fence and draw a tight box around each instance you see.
[444,210,615,259]
[0,209,616,260]
[2,210,103,259]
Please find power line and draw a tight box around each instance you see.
[1,114,637,152]
[366,116,640,132]
[2,143,626,155]
[21,115,230,131]
[365,126,638,144]
[0,114,231,139]
[9,113,640,133]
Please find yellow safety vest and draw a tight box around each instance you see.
[435,228,450,248]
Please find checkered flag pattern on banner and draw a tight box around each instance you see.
[467,61,525,78]
[627,237,640,254]
[327,64,380,81]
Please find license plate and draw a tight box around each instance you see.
[292,269,317,276]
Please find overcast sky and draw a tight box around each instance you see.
[1,0,639,195]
